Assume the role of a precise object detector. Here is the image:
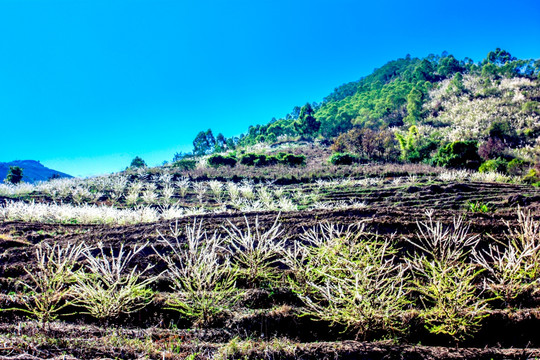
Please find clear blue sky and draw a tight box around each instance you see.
[1,0,539,177]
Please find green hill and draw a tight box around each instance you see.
[187,49,539,177]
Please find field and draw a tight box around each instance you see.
[1,159,540,359]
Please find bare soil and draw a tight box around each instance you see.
[1,181,540,359]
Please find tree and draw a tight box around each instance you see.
[294,103,321,137]
[486,48,516,66]
[173,152,191,162]
[226,137,238,150]
[130,156,146,168]
[6,166,23,184]
[286,106,302,120]
[481,63,498,79]
[447,73,465,95]
[406,87,423,125]
[396,125,420,162]
[413,59,437,82]
[192,129,216,155]
[215,133,227,152]
[437,55,463,78]
[434,141,481,169]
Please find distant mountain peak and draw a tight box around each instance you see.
[0,160,72,183]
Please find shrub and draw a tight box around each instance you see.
[129,156,146,169]
[285,222,409,339]
[507,159,530,176]
[15,242,85,328]
[72,243,156,320]
[155,219,240,326]
[256,155,277,166]
[406,210,489,342]
[478,137,505,160]
[328,152,357,165]
[6,166,23,184]
[478,158,508,173]
[173,158,197,171]
[207,154,237,168]
[239,153,304,167]
[473,208,540,305]
[488,120,518,145]
[280,153,306,166]
[467,201,494,213]
[522,101,540,116]
[434,141,481,170]
[208,180,224,202]
[522,168,540,184]
[239,153,266,166]
[223,215,286,288]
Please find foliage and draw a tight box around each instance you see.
[478,158,508,173]
[437,55,464,78]
[239,153,269,166]
[285,222,409,339]
[478,137,506,161]
[172,158,197,170]
[331,128,400,162]
[6,166,23,184]
[522,168,540,184]
[294,103,321,137]
[395,125,437,163]
[207,154,237,168]
[467,201,494,213]
[193,129,216,156]
[447,73,465,95]
[406,211,488,342]
[278,153,306,166]
[488,120,518,146]
[434,141,481,169]
[506,158,530,176]
[406,87,423,124]
[156,219,240,326]
[328,152,357,165]
[192,48,539,157]
[129,157,146,169]
[15,242,85,327]
[522,101,540,116]
[72,243,156,320]
[239,152,305,167]
[223,215,286,287]
[473,208,540,305]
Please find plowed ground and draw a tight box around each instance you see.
[1,181,540,359]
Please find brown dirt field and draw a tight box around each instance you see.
[2,181,540,359]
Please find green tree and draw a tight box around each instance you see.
[294,103,321,137]
[395,125,420,162]
[405,87,423,125]
[6,166,23,184]
[437,55,463,78]
[434,141,481,169]
[413,59,437,82]
[481,63,498,79]
[486,48,516,66]
[193,129,216,155]
[215,133,227,152]
[130,156,146,168]
[447,73,465,95]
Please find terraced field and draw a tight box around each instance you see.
[1,176,540,359]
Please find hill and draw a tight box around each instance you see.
[0,160,72,183]
[183,49,540,180]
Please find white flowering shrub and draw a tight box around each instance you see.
[424,75,540,144]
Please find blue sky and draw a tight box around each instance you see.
[1,0,539,177]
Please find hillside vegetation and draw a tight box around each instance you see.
[187,49,540,180]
